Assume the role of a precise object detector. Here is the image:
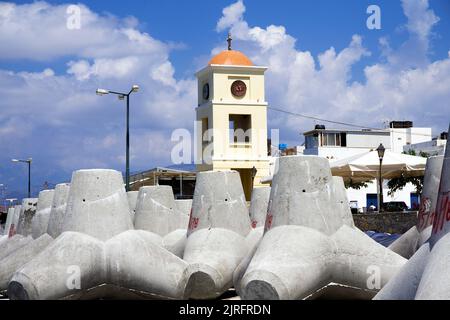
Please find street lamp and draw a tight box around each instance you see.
[11,158,32,198]
[96,85,139,192]
[251,166,258,194]
[376,143,386,212]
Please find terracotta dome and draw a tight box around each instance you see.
[208,50,253,66]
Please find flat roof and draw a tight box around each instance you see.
[303,128,390,136]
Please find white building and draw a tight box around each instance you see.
[403,132,447,156]
[302,121,433,211]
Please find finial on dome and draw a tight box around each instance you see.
[227,32,232,50]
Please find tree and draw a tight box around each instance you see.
[387,174,424,196]
[345,179,372,190]
[387,150,429,196]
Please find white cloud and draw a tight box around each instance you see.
[384,0,440,68]
[216,0,245,32]
[402,0,439,41]
[0,2,168,61]
[0,2,196,187]
[214,0,449,145]
[151,61,176,87]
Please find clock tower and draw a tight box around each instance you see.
[195,34,270,200]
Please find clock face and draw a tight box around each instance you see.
[231,80,247,97]
[202,83,210,100]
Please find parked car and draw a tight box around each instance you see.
[382,201,408,212]
[349,201,359,214]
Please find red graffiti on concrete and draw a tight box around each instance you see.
[8,224,16,238]
[417,197,434,230]
[432,192,450,234]
[188,208,200,231]
[265,213,273,231]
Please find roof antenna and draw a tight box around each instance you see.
[227,32,232,50]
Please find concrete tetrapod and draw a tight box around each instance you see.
[0,234,32,294]
[0,234,53,291]
[233,186,270,295]
[162,200,192,258]
[16,199,38,237]
[9,205,22,237]
[106,230,188,299]
[31,190,55,239]
[2,191,56,292]
[8,231,189,300]
[8,169,189,300]
[184,170,252,299]
[162,229,187,258]
[175,199,193,219]
[8,232,106,300]
[0,237,6,249]
[46,183,71,238]
[375,125,450,300]
[388,155,444,258]
[249,187,270,228]
[134,185,189,256]
[0,235,32,261]
[1,206,20,243]
[332,176,355,227]
[4,207,15,236]
[238,156,406,300]
[134,185,186,236]
[127,191,139,220]
[62,169,133,241]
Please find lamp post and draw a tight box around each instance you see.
[251,166,258,194]
[376,143,386,212]
[11,158,32,198]
[96,85,139,192]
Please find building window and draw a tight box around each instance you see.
[321,132,347,147]
[340,132,347,147]
[229,114,251,144]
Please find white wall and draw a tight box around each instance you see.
[390,127,432,153]
[346,132,391,149]
[316,147,374,161]
[346,180,418,211]
[404,139,447,156]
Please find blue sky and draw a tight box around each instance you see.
[0,0,449,200]
[4,1,450,77]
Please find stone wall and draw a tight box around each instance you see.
[353,211,418,234]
